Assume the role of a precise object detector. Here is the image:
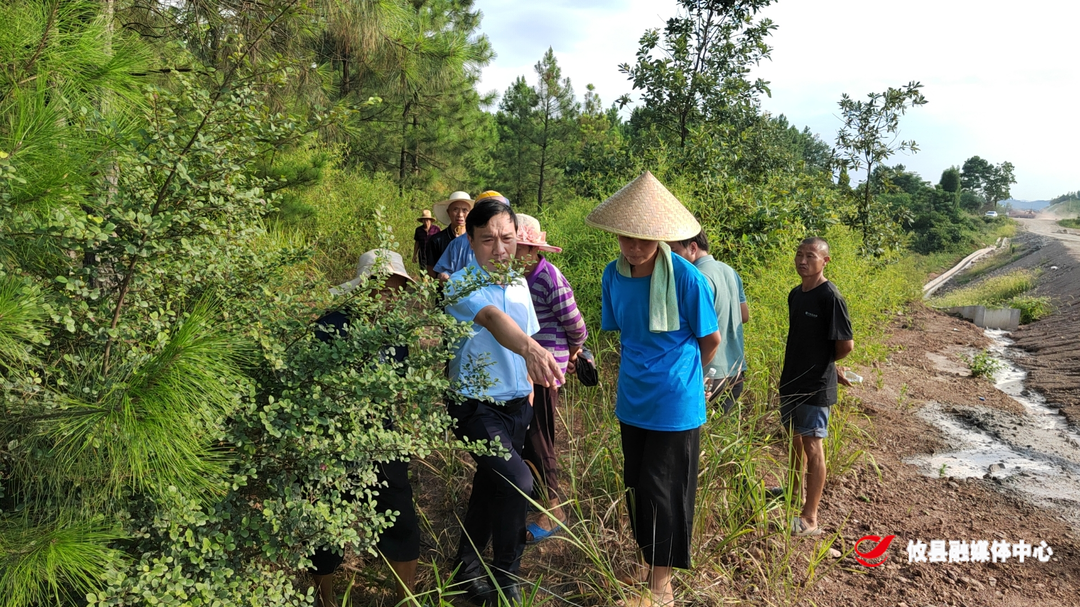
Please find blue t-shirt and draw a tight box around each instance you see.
[434,233,475,276]
[601,253,718,431]
[445,262,539,402]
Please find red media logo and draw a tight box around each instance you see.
[854,534,896,567]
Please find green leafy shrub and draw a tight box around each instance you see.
[1,61,469,604]
[965,350,1004,380]
[1009,295,1053,324]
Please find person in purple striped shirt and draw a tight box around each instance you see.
[514,214,588,544]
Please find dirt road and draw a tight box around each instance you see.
[1019,216,1080,250]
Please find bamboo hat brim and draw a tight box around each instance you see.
[584,171,701,241]
[433,191,474,225]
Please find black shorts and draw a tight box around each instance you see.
[620,422,701,569]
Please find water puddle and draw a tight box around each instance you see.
[905,330,1080,523]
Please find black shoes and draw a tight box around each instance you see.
[496,583,522,605]
[765,486,785,500]
[458,578,522,606]
[460,578,495,606]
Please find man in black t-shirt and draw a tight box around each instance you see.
[776,237,854,537]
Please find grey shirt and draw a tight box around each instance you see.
[693,255,746,379]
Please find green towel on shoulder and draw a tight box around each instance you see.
[616,241,679,333]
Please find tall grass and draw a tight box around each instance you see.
[275,147,434,282]
[929,269,1053,324]
[931,269,1035,308]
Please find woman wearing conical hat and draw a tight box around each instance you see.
[586,171,721,607]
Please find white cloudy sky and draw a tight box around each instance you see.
[473,0,1079,200]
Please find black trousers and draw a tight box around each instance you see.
[522,384,562,503]
[708,372,745,415]
[309,458,419,576]
[449,396,533,588]
[620,423,701,569]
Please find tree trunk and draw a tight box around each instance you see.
[398,101,410,188]
[412,114,419,177]
[341,53,350,97]
[537,111,549,211]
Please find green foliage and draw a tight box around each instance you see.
[965,350,1003,380]
[493,48,580,210]
[0,13,474,598]
[930,269,1050,324]
[960,156,1016,210]
[619,0,776,147]
[940,167,962,193]
[0,521,125,607]
[271,146,428,281]
[1059,218,1080,229]
[1010,295,1054,324]
[335,0,496,190]
[834,82,927,255]
[0,0,1016,604]
[1049,190,1080,205]
[954,247,1027,286]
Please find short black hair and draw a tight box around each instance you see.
[466,199,517,237]
[799,236,830,255]
[678,230,710,252]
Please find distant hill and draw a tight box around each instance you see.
[1003,198,1051,211]
[1046,199,1080,216]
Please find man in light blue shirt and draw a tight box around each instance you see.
[433,230,474,281]
[669,230,749,414]
[443,199,562,605]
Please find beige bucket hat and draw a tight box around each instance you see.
[585,171,700,241]
[331,249,414,296]
[433,191,473,225]
[516,214,562,253]
[417,209,436,222]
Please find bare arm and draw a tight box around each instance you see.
[566,345,581,374]
[697,331,721,370]
[740,302,750,324]
[474,306,564,388]
[835,339,855,386]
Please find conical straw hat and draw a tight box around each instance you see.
[585,171,700,241]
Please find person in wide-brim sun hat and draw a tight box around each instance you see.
[515,213,561,252]
[586,171,720,607]
[432,191,474,225]
[331,249,415,296]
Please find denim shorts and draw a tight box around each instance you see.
[779,397,830,438]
